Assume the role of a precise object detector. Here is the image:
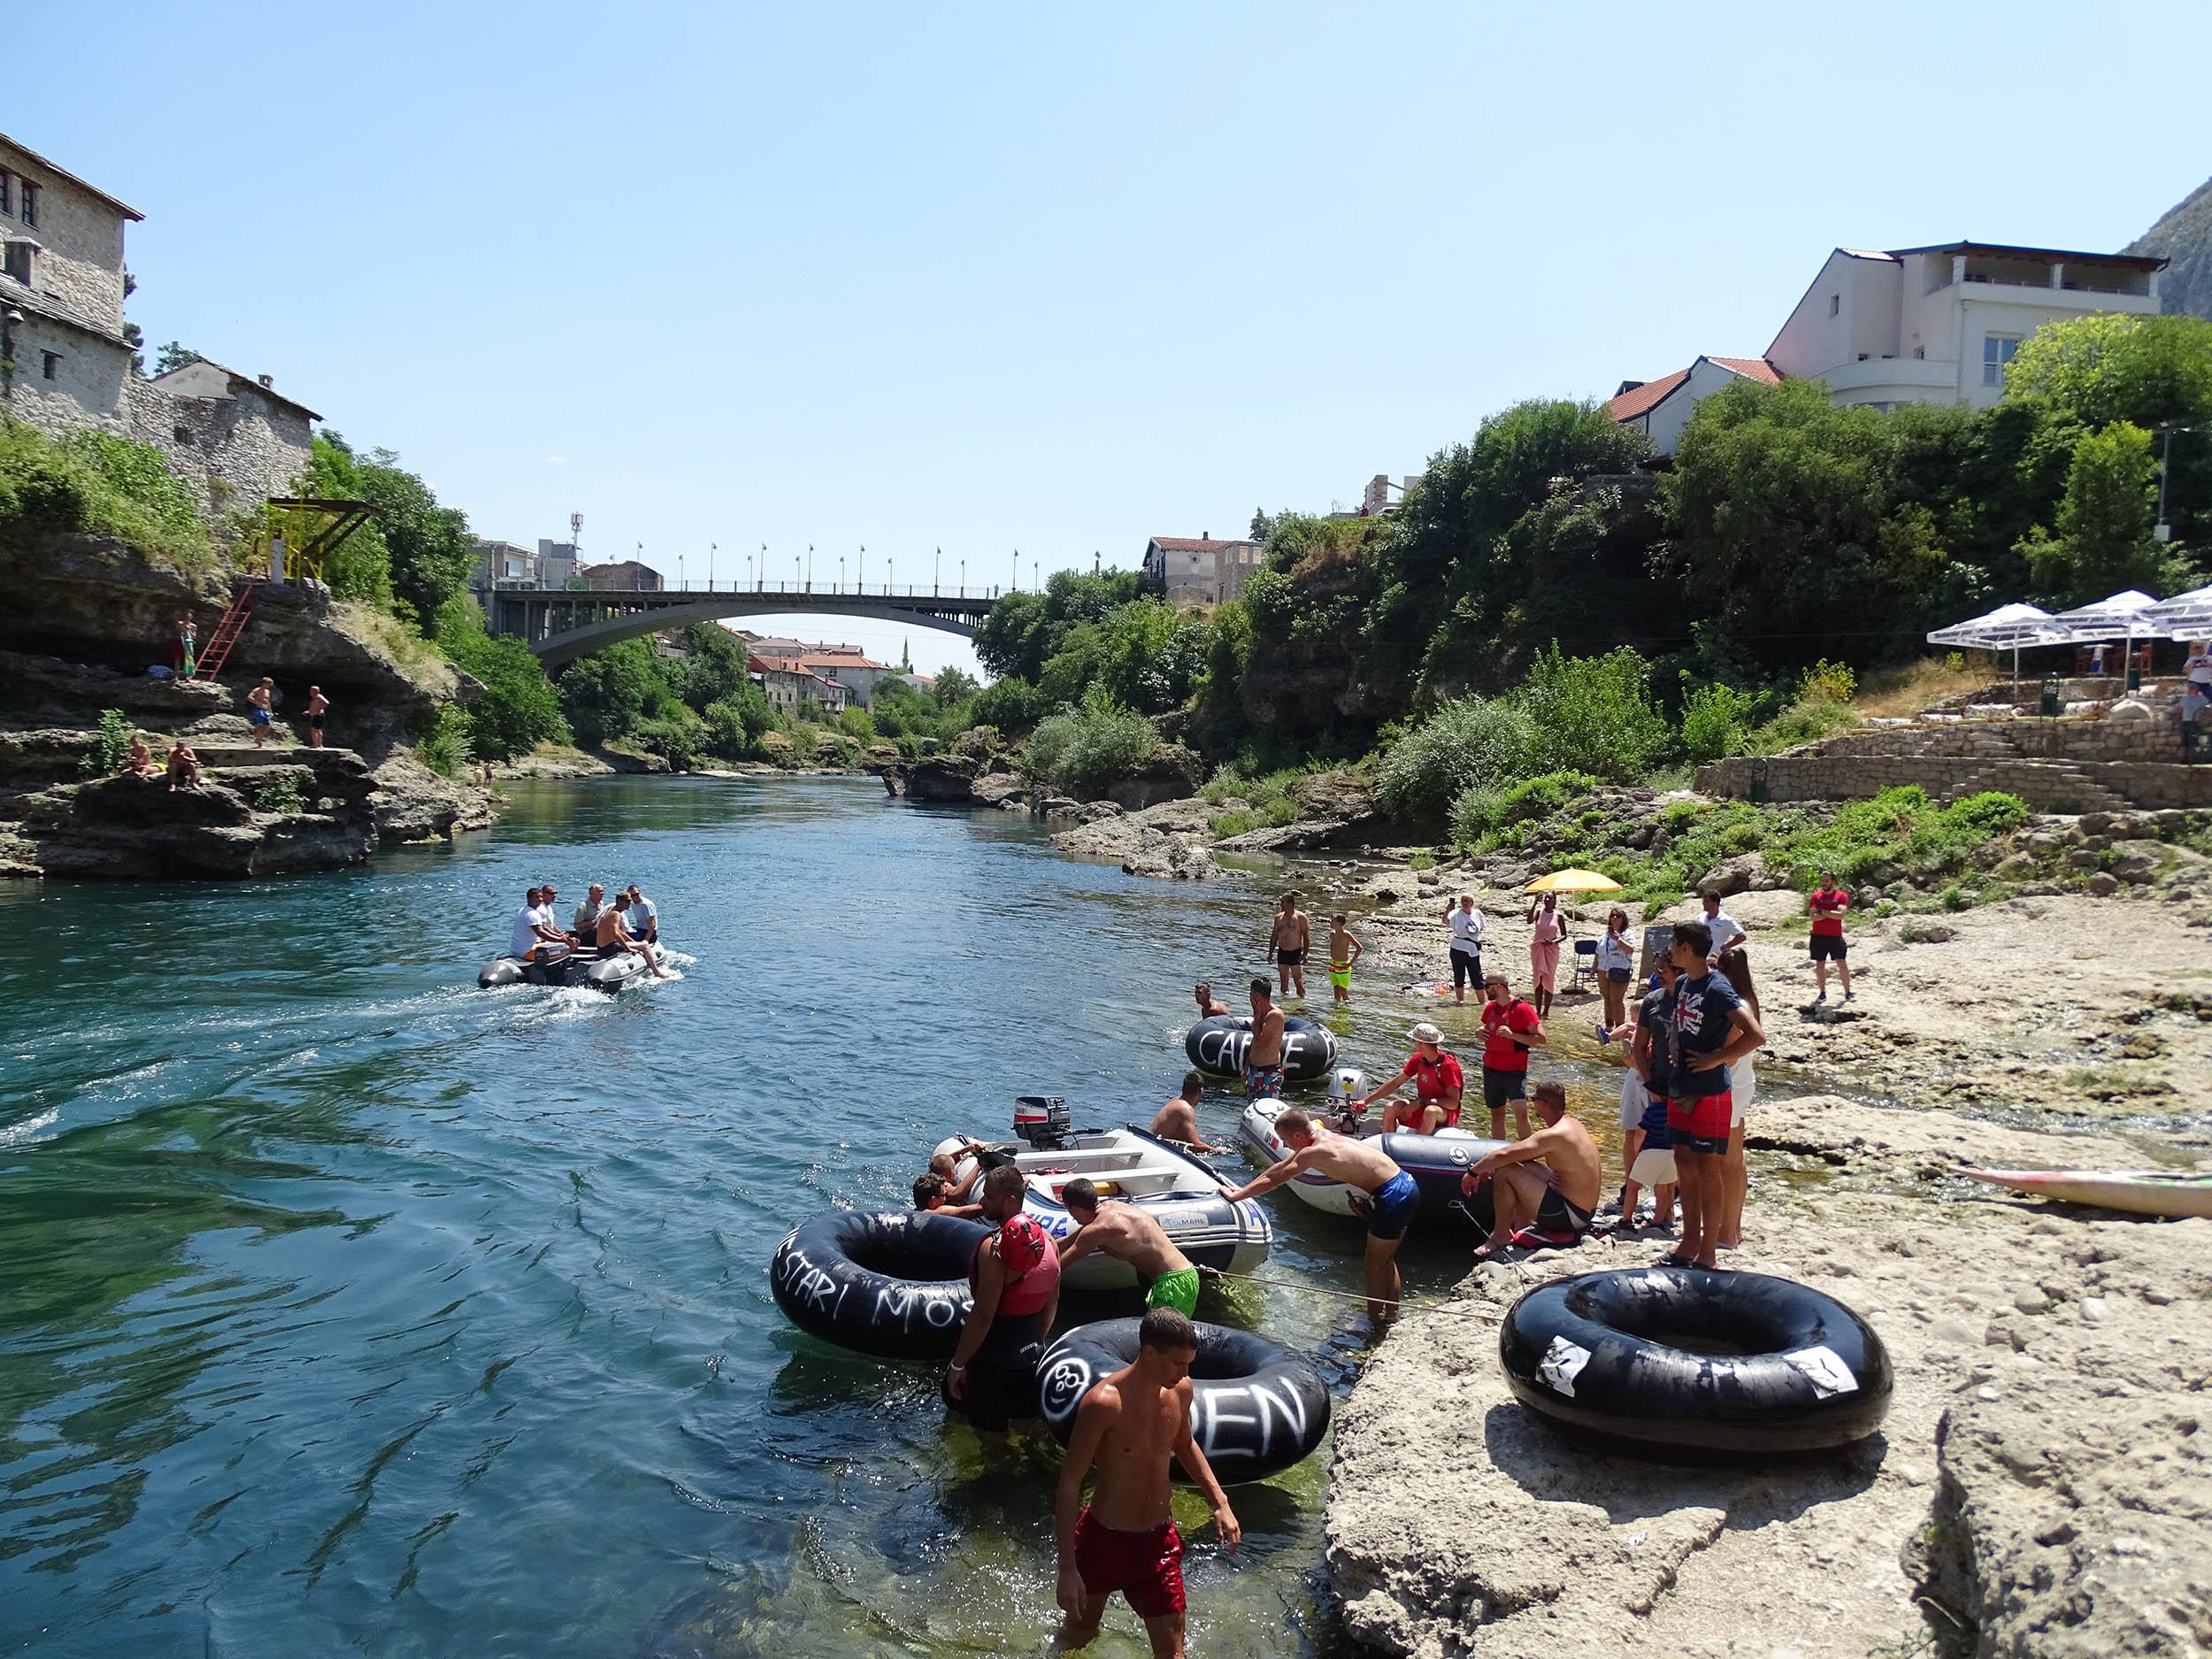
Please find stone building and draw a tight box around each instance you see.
[1141,534,1262,608]
[0,130,317,512]
[581,559,663,592]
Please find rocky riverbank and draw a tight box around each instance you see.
[0,532,494,878]
[1325,1095,2211,1659]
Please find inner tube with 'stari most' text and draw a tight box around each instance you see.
[769,1210,987,1361]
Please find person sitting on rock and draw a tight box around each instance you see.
[165,742,204,793]
[1148,1072,1225,1153]
[1461,1080,1602,1260]
[123,733,159,779]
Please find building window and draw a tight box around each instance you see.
[42,351,59,380]
[0,173,10,215]
[19,183,35,227]
[173,425,193,443]
[1983,334,2022,387]
[2,240,29,284]
[1828,294,1839,317]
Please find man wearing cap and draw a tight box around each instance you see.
[1479,970,1546,1139]
[947,1164,1062,1453]
[1352,1023,1465,1135]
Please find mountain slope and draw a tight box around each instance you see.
[2127,173,2212,320]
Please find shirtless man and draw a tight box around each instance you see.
[1460,1080,1603,1260]
[1242,978,1286,1100]
[303,685,330,749]
[1055,1308,1239,1659]
[123,733,158,779]
[594,897,669,979]
[1148,1072,1225,1154]
[1058,1178,1202,1317]
[1192,981,1231,1019]
[1265,891,1311,1000]
[1227,1110,1418,1319]
[246,678,277,749]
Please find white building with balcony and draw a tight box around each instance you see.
[1767,241,2164,411]
[1609,239,2168,456]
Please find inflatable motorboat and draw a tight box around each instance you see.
[1238,1074,1503,1234]
[1500,1266,1893,1452]
[1038,1317,1330,1483]
[1186,1014,1338,1082]
[937,1097,1272,1291]
[1962,1167,2212,1218]
[478,949,649,994]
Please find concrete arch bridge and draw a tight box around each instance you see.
[491,584,996,670]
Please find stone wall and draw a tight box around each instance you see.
[1695,712,2212,813]
[127,376,311,518]
[4,311,131,440]
[0,139,129,335]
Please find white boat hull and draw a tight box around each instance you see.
[1964,1168,2212,1219]
[943,1127,1272,1288]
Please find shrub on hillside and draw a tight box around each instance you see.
[1679,682,1757,763]
[1516,645,1672,780]
[1024,690,1160,797]
[1747,695,1860,755]
[1376,697,1535,828]
[79,708,134,778]
[630,709,705,771]
[970,674,1046,734]
[0,421,211,565]
[1449,771,1603,848]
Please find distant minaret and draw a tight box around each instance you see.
[901,639,912,671]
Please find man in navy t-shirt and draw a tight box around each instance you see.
[1662,918,1763,1269]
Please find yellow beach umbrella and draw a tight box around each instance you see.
[1524,868,1623,894]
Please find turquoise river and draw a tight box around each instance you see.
[0,776,1563,1657]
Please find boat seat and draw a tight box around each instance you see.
[1031,1164,1194,1197]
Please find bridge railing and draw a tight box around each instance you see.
[580,581,1002,601]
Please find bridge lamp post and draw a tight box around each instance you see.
[934,547,941,596]
[793,554,800,592]
[710,542,716,588]
[839,555,845,592]
[959,557,965,595]
[858,544,865,592]
[679,550,685,591]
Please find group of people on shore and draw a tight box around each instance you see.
[507,880,668,978]
[116,672,332,796]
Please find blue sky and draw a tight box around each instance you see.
[19,2,2212,673]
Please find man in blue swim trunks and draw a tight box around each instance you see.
[246,677,277,749]
[1226,1109,1417,1322]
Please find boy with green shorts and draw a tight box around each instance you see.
[1056,1177,1202,1316]
[1326,913,1363,1004]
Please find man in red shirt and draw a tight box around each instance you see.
[1354,1021,1466,1134]
[1808,871,1853,1003]
[1479,971,1546,1139]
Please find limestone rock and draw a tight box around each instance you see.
[896,754,979,803]
[1103,743,1202,810]
[970,771,1025,810]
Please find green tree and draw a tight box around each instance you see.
[2019,421,2170,603]
[1514,644,1672,780]
[152,341,199,376]
[933,666,979,707]
[303,433,393,603]
[557,639,665,745]
[433,595,571,759]
[357,449,474,625]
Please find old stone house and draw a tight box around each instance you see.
[0,130,317,512]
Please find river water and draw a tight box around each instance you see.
[8,775,1628,1657]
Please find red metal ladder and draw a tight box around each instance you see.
[193,585,256,680]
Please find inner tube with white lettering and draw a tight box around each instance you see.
[1500,1267,1893,1453]
[1034,1317,1329,1484]
[1185,1015,1339,1083]
[769,1210,987,1361]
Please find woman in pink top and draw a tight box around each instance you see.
[1525,891,1564,1017]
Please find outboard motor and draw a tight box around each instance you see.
[1014,1094,1071,1149]
[1324,1066,1369,1131]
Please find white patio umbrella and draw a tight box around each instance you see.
[2146,582,2212,642]
[1927,602,2071,692]
[2055,588,2159,681]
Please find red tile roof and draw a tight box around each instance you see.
[1606,357,1779,423]
[1605,369,1689,423]
[1707,356,1781,385]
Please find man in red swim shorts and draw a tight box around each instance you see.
[1055,1307,1240,1657]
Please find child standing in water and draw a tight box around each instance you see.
[1326,913,1363,1004]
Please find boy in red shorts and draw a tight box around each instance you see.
[1055,1307,1240,1658]
[1662,920,1764,1269]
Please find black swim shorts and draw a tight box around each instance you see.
[1482,1065,1527,1112]
[1809,934,1847,961]
[1276,949,1304,967]
[1532,1186,1594,1242]
[958,1348,1040,1433]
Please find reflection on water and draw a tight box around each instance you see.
[0,778,1661,1656]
